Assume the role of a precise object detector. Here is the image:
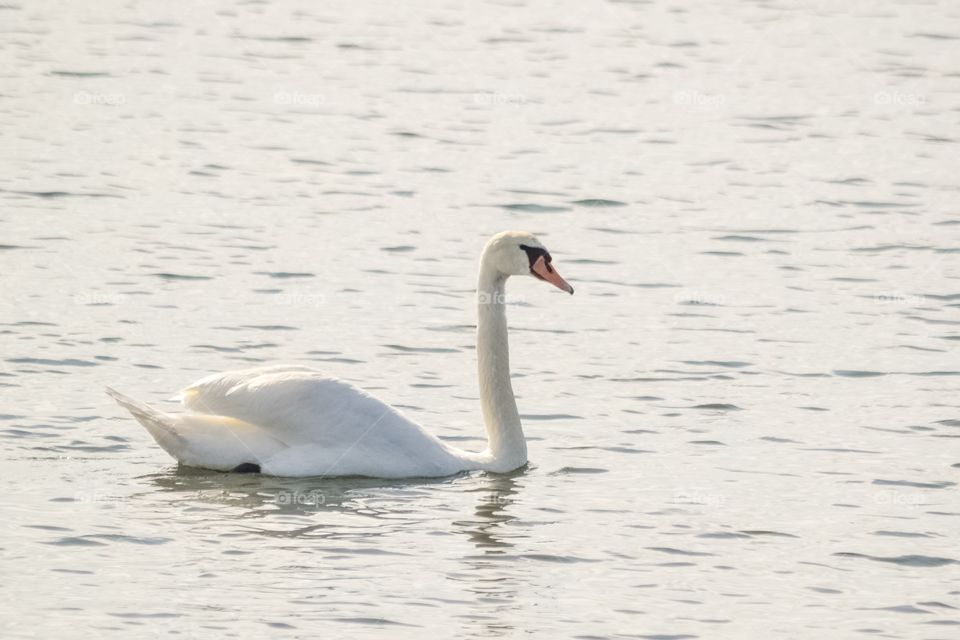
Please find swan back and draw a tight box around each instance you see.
[181,368,468,473]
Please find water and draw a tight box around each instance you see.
[1,0,959,637]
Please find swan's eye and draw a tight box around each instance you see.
[519,244,554,276]
[519,244,544,266]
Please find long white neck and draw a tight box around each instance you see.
[474,258,527,471]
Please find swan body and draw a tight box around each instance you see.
[107,231,574,478]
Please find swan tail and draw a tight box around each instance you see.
[105,387,185,451]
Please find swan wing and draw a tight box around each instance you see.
[106,387,287,471]
[176,364,316,407]
[182,369,448,452]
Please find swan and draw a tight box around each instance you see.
[106,230,574,478]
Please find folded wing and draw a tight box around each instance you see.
[179,366,443,453]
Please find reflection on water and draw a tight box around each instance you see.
[457,471,523,551]
[455,472,524,640]
[146,466,457,518]
[146,466,526,551]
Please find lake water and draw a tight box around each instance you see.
[1,0,959,638]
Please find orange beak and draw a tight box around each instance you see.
[531,256,574,295]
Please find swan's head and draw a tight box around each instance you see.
[483,231,574,294]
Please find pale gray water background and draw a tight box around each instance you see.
[1,0,959,637]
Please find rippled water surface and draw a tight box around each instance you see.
[2,0,959,638]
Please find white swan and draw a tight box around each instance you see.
[106,231,574,478]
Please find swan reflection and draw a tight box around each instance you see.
[455,469,524,550]
[143,465,456,519]
[142,464,523,534]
